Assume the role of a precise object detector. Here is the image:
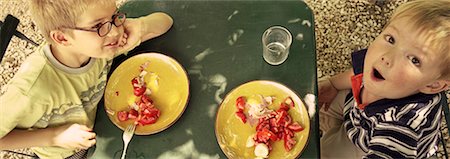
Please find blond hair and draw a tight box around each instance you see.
[387,0,450,79]
[29,0,115,43]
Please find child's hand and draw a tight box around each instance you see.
[52,124,96,150]
[118,18,142,53]
[318,79,338,111]
[119,32,128,48]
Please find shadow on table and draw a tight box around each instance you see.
[89,44,233,158]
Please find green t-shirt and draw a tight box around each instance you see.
[0,44,112,158]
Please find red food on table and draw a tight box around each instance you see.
[117,111,129,122]
[131,77,146,96]
[279,97,294,111]
[236,96,246,111]
[117,62,161,127]
[235,111,247,123]
[128,109,139,119]
[235,96,304,155]
[235,96,247,123]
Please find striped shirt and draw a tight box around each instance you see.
[343,49,442,158]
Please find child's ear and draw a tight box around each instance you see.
[50,30,70,46]
[419,80,449,94]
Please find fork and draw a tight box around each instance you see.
[121,124,136,159]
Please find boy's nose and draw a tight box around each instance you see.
[380,53,392,67]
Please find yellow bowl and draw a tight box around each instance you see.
[215,80,310,159]
[104,53,189,135]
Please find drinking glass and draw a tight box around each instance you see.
[262,26,292,65]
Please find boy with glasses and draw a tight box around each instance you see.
[319,0,450,158]
[0,0,173,158]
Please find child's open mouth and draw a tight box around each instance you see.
[372,68,385,80]
[106,41,119,47]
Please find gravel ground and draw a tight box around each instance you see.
[1,0,449,158]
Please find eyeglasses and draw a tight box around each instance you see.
[67,12,126,37]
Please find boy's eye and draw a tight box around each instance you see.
[384,35,395,44]
[407,55,421,66]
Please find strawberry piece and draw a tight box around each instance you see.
[235,111,247,123]
[288,123,304,132]
[236,96,246,111]
[117,111,129,122]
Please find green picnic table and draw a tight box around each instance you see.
[88,0,319,158]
